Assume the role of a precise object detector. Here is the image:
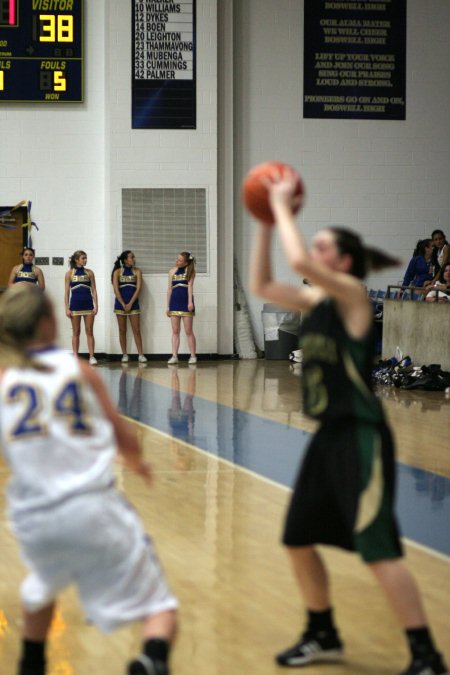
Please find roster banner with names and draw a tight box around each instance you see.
[132,1,196,129]
[303,0,406,120]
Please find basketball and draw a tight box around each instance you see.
[241,161,304,225]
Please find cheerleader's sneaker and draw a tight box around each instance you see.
[138,354,148,363]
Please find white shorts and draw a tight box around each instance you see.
[11,489,178,632]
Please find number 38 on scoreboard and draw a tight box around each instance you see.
[0,0,83,103]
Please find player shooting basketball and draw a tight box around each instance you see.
[247,164,447,675]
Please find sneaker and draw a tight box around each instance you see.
[128,654,169,675]
[121,354,129,363]
[276,631,344,667]
[188,356,197,365]
[18,662,46,675]
[138,354,148,363]
[89,356,98,365]
[167,356,178,365]
[398,652,448,675]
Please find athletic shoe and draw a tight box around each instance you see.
[89,356,98,365]
[276,630,344,667]
[18,663,45,675]
[128,654,169,675]
[121,354,129,363]
[188,356,197,364]
[167,356,178,365]
[289,363,302,376]
[397,652,448,675]
[138,354,148,363]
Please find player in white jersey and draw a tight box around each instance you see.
[0,284,177,675]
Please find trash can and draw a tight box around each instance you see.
[261,304,301,360]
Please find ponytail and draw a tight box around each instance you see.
[364,247,401,274]
[111,250,132,283]
[330,226,400,279]
[69,250,86,269]
[180,251,196,282]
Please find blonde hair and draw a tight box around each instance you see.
[69,250,87,268]
[0,285,53,369]
[180,251,196,282]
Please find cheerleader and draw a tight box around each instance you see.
[166,251,197,365]
[64,250,98,365]
[112,250,147,363]
[8,246,45,289]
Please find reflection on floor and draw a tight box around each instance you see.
[105,361,450,556]
[0,359,449,675]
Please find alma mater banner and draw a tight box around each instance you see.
[303,0,406,120]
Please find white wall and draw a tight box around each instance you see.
[233,0,450,349]
[2,1,449,356]
[105,0,218,357]
[1,0,107,352]
[1,0,220,358]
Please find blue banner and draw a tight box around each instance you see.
[303,0,406,120]
[132,1,196,129]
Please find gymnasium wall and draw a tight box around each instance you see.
[105,1,218,356]
[1,0,219,357]
[232,0,450,349]
[0,1,107,351]
[2,2,449,356]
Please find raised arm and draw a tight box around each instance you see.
[249,222,318,313]
[267,170,367,310]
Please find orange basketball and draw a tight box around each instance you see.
[241,161,304,225]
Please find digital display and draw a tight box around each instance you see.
[0,0,83,102]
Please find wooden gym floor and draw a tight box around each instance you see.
[1,359,449,674]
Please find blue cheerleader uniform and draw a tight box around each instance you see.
[168,393,195,443]
[114,267,141,315]
[69,267,94,315]
[168,267,195,317]
[14,264,37,284]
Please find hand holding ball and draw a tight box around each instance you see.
[242,161,304,225]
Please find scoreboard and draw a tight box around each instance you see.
[0,0,83,102]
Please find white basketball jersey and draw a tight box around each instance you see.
[0,348,116,520]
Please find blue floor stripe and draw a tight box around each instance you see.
[102,368,450,557]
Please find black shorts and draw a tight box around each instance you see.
[282,419,403,562]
